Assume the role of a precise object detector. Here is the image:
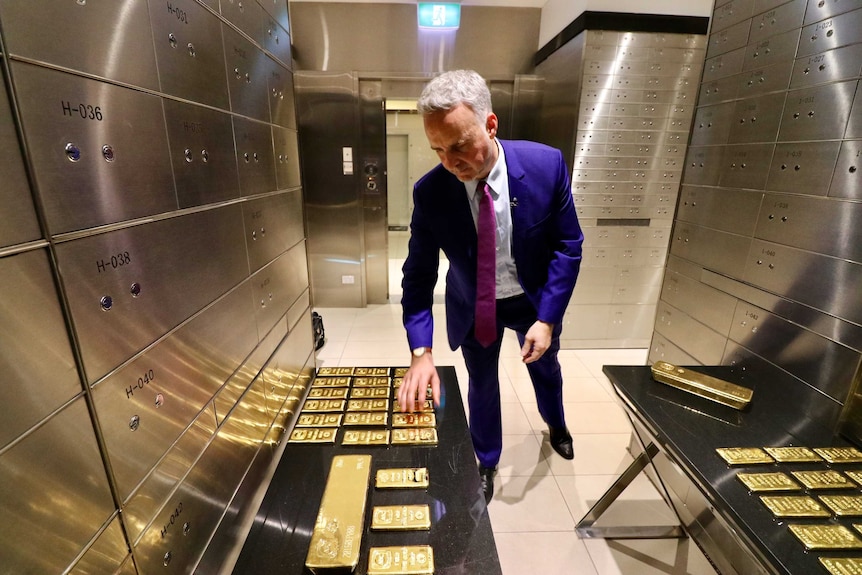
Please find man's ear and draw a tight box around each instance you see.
[486,113,498,138]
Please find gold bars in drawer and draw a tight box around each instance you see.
[759,495,829,518]
[353,376,391,387]
[820,557,862,575]
[347,399,389,412]
[391,428,438,445]
[763,446,821,463]
[354,367,391,376]
[650,361,753,409]
[791,470,856,490]
[376,468,429,489]
[737,472,801,492]
[392,413,436,428]
[392,367,409,377]
[302,399,346,412]
[305,455,372,573]
[342,429,390,446]
[316,366,354,376]
[789,524,862,550]
[368,546,434,575]
[289,428,337,444]
[343,412,389,426]
[371,505,431,531]
[313,376,351,388]
[814,447,862,463]
[820,495,862,517]
[350,387,390,400]
[716,447,773,465]
[296,413,344,428]
[308,387,349,400]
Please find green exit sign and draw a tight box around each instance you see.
[417,3,461,30]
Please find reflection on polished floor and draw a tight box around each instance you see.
[311,233,716,575]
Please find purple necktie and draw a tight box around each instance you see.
[475,181,497,347]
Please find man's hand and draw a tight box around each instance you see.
[397,353,441,412]
[521,320,553,364]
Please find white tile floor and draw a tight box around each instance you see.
[311,234,717,575]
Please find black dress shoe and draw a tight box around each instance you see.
[478,465,496,503]
[549,426,574,460]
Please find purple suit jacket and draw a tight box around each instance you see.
[401,139,584,351]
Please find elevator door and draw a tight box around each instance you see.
[386,134,409,229]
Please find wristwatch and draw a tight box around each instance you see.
[412,346,432,358]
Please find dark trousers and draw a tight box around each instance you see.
[460,294,566,468]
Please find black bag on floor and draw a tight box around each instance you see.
[312,311,325,350]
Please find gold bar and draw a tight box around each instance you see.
[350,387,390,400]
[759,495,830,518]
[305,455,372,574]
[354,367,391,377]
[820,495,862,517]
[367,546,434,575]
[371,505,431,531]
[317,366,355,376]
[308,387,350,400]
[302,399,346,413]
[846,470,862,486]
[375,468,429,489]
[393,367,409,377]
[737,472,801,492]
[347,399,389,412]
[342,429,390,446]
[651,361,753,409]
[392,413,437,428]
[313,376,352,388]
[792,470,856,490]
[789,524,862,550]
[297,413,344,428]
[343,412,389,426]
[392,377,404,389]
[289,428,337,444]
[814,447,862,463]
[715,447,774,465]
[820,557,862,575]
[391,428,438,445]
[763,446,821,463]
[353,376,391,387]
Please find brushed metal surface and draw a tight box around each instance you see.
[243,189,304,274]
[712,0,757,32]
[267,58,296,129]
[703,47,746,82]
[263,13,291,67]
[766,141,840,194]
[804,0,862,25]
[0,398,115,574]
[700,75,741,105]
[683,146,725,186]
[690,102,735,146]
[55,205,249,382]
[223,24,270,122]
[830,139,862,199]
[719,143,775,190]
[234,115,277,196]
[649,331,699,366]
[11,62,176,234]
[660,267,737,336]
[163,98,240,209]
[779,79,857,141]
[749,0,806,43]
[259,0,290,38]
[743,28,802,71]
[847,82,862,138]
[0,250,82,450]
[251,242,310,338]
[265,309,314,418]
[798,8,862,58]
[654,300,728,364]
[728,92,786,144]
[790,43,862,88]
[670,221,753,278]
[273,127,300,190]
[0,0,159,90]
[147,0,229,110]
[736,59,794,98]
[68,516,129,575]
[677,185,763,236]
[220,0,263,45]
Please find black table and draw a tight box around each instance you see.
[603,364,859,575]
[232,366,502,575]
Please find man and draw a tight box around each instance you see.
[397,70,584,504]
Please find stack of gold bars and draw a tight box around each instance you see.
[299,367,439,574]
[718,445,862,574]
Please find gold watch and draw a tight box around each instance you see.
[411,346,432,358]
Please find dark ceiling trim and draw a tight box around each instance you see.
[534,11,710,66]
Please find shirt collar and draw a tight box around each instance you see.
[467,139,504,200]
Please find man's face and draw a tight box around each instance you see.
[423,103,498,182]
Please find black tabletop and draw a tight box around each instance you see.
[603,364,861,575]
[232,366,501,575]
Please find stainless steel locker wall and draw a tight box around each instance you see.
[0,1,310,573]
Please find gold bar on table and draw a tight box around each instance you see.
[305,455,372,574]
[302,399,346,413]
[342,429,390,446]
[715,447,774,465]
[353,376,391,387]
[308,387,350,400]
[347,399,389,412]
[792,470,856,490]
[343,412,389,426]
[367,546,434,575]
[392,413,437,428]
[759,495,830,518]
[393,367,409,377]
[297,413,344,428]
[376,468,429,489]
[350,387,390,400]
[814,447,862,463]
[354,367,391,376]
[820,557,862,575]
[737,472,801,492]
[763,446,822,463]
[846,471,862,486]
[289,428,337,444]
[391,428,438,445]
[313,376,352,388]
[820,495,862,517]
[789,524,862,550]
[392,377,404,389]
[371,505,431,531]
[317,366,355,376]
[650,361,753,409]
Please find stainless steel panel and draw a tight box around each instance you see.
[778,80,857,140]
[766,141,840,194]
[163,98,240,209]
[259,0,290,31]
[287,289,310,331]
[743,239,862,325]
[220,0,263,45]
[0,0,158,90]
[265,310,314,417]
[69,517,128,575]
[660,268,737,336]
[649,331,699,365]
[755,0,792,13]
[690,102,735,146]
[654,300,727,364]
[847,83,862,138]
[92,282,256,499]
[234,115,277,196]
[562,305,610,340]
[251,242,309,337]
[719,144,774,190]
[712,0,757,32]
[703,47,746,82]
[0,250,81,450]
[273,127,301,189]
[0,67,41,248]
[790,43,862,88]
[606,304,657,339]
[55,205,249,382]
[677,185,763,235]
[829,139,862,199]
[11,62,176,234]
[743,28,802,71]
[683,146,725,186]
[749,0,806,43]
[736,59,793,97]
[587,30,620,46]
[804,0,862,24]
[700,75,741,105]
[224,25,270,122]
[728,92,786,143]
[267,58,296,129]
[798,8,862,57]
[243,189,304,273]
[148,0,229,110]
[0,398,115,574]
[670,222,753,277]
[755,192,862,260]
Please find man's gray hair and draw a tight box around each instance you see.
[417,69,492,122]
